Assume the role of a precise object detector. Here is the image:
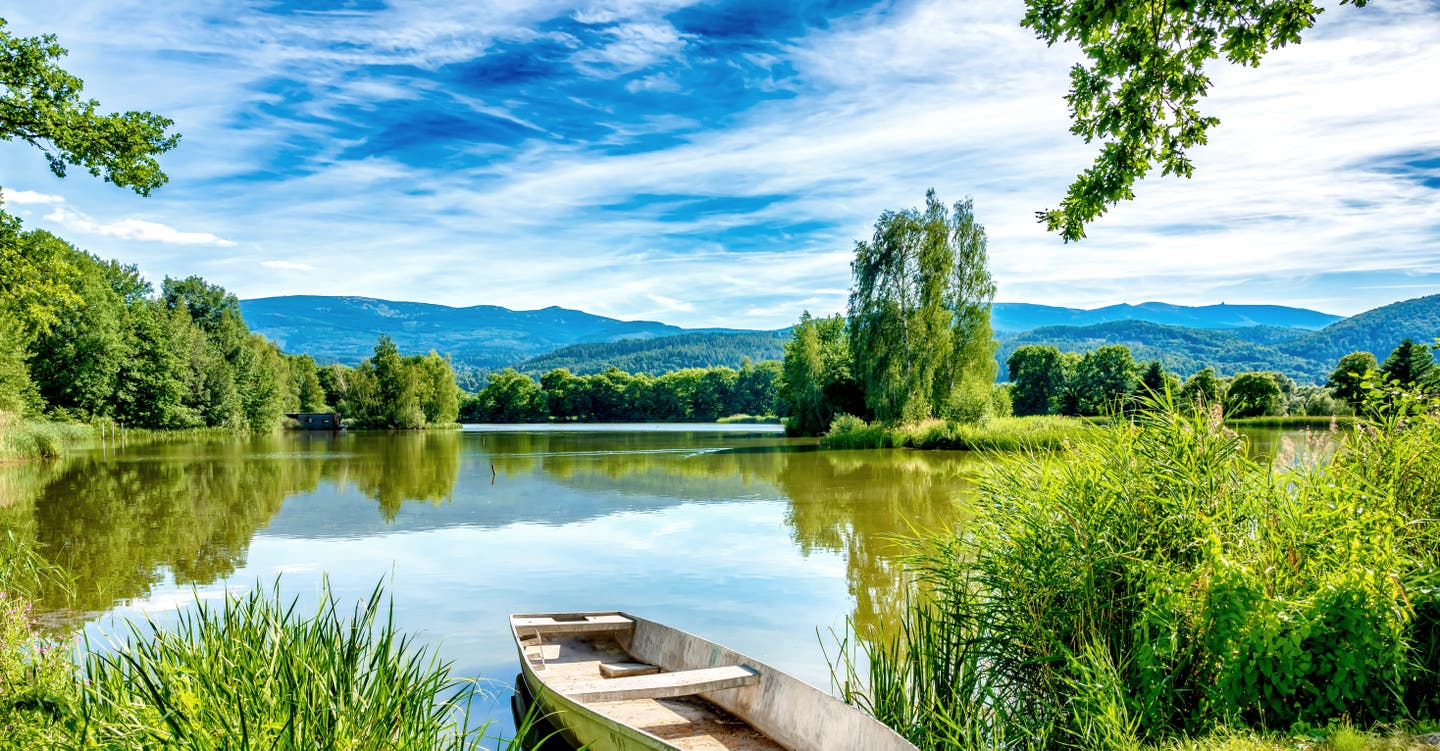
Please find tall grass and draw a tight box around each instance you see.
[0,412,93,460]
[1224,414,1357,428]
[820,415,1087,452]
[832,389,1440,750]
[74,580,506,750]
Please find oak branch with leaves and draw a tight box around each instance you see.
[0,18,179,196]
[1023,0,1367,241]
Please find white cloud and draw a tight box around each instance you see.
[0,188,66,205]
[44,206,237,247]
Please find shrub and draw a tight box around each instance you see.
[834,389,1440,748]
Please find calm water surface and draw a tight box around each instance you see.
[0,423,1323,735]
[0,425,982,734]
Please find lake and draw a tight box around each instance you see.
[0,423,1318,737]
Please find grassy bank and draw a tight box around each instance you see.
[1225,414,1358,429]
[831,390,1440,750]
[1,550,532,749]
[718,413,782,424]
[0,413,93,461]
[820,415,1088,452]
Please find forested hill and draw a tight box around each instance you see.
[997,321,1323,383]
[991,301,1339,333]
[1277,294,1440,366]
[998,294,1440,383]
[238,295,743,368]
[516,331,789,375]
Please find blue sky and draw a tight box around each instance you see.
[1,0,1438,328]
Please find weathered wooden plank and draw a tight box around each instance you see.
[598,661,659,679]
[512,614,634,634]
[568,665,759,703]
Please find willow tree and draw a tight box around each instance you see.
[847,190,996,424]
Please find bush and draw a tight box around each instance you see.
[833,389,1440,748]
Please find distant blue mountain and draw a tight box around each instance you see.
[991,302,1340,333]
[238,295,746,369]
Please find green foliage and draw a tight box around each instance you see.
[1065,344,1138,416]
[1379,339,1436,389]
[465,368,544,422]
[1009,345,1071,416]
[0,19,180,195]
[833,389,1440,748]
[517,331,787,376]
[0,588,74,748]
[341,337,460,429]
[779,312,863,435]
[1023,0,1367,241]
[1224,371,1284,418]
[75,580,491,750]
[819,415,1086,452]
[467,362,780,424]
[848,190,996,423]
[1329,351,1379,409]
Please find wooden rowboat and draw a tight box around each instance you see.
[509,611,919,751]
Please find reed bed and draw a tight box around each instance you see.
[831,389,1440,750]
[0,412,93,460]
[820,415,1087,452]
[74,580,503,750]
[1224,414,1358,429]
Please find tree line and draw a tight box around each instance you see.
[1007,338,1440,418]
[0,218,459,430]
[462,360,781,423]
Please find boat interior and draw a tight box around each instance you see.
[514,613,786,751]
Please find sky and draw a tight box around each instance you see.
[1,0,1438,329]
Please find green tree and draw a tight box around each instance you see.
[1379,338,1435,389]
[1225,371,1284,418]
[0,307,36,412]
[779,313,860,435]
[1067,344,1138,416]
[289,355,329,413]
[1008,344,1069,416]
[413,351,460,424]
[1327,351,1379,410]
[471,368,543,422]
[371,335,423,429]
[1180,366,1224,411]
[848,190,995,423]
[1023,0,1368,241]
[1,18,180,195]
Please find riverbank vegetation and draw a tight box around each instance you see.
[1,548,521,749]
[831,386,1440,750]
[1007,338,1439,422]
[462,359,781,423]
[820,414,1085,452]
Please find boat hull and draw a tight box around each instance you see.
[509,611,919,751]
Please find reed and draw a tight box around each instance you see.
[73,579,515,750]
[819,415,1087,452]
[0,412,93,460]
[831,389,1440,750]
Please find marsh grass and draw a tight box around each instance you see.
[831,389,1440,750]
[0,412,93,461]
[72,579,509,750]
[820,415,1087,452]
[1225,415,1357,428]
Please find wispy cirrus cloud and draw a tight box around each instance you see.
[0,0,1434,327]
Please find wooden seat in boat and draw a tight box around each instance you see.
[568,665,760,703]
[512,614,634,635]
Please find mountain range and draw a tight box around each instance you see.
[238,294,1440,385]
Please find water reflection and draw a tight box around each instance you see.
[0,426,1321,632]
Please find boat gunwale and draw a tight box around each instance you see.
[507,610,920,751]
